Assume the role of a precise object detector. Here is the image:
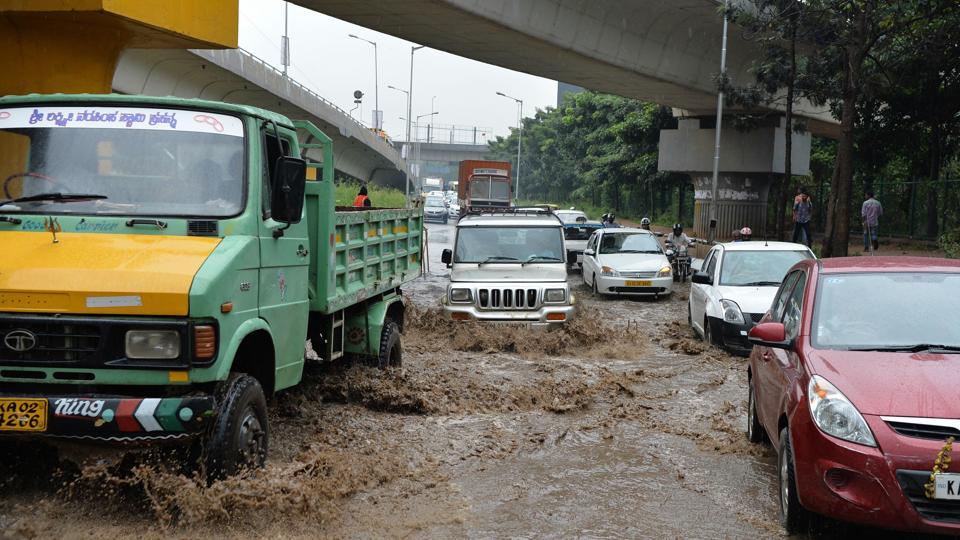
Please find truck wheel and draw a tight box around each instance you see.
[377,318,402,368]
[204,373,269,480]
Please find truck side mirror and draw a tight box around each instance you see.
[441,249,452,266]
[271,156,307,224]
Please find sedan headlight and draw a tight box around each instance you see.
[657,265,672,278]
[125,330,180,359]
[808,375,876,447]
[720,299,745,324]
[544,288,566,303]
[450,288,472,303]
[601,266,620,277]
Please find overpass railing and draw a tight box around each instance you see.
[409,123,494,145]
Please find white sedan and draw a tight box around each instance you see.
[688,241,814,354]
[581,228,673,297]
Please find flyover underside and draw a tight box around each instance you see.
[299,0,837,137]
[113,48,409,189]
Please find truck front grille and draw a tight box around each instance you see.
[477,288,538,310]
[0,322,100,363]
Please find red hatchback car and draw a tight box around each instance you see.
[747,256,960,534]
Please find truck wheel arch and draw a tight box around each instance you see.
[386,297,406,333]
[219,319,277,396]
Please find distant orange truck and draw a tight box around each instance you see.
[457,160,513,215]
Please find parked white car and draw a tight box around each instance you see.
[688,241,814,354]
[581,228,673,297]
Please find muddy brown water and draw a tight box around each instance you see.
[0,222,928,538]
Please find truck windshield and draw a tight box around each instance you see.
[469,176,510,200]
[0,106,245,217]
[454,226,564,263]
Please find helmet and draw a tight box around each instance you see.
[672,223,683,234]
[740,226,752,240]
[608,213,615,222]
[640,217,651,230]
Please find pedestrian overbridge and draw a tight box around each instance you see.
[113,48,410,189]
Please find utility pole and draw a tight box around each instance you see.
[496,91,524,201]
[709,0,730,242]
[405,45,425,204]
[281,2,290,77]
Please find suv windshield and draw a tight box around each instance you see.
[599,232,661,254]
[454,226,564,263]
[813,272,960,350]
[0,106,245,217]
[719,250,811,286]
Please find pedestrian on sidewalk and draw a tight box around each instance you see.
[792,186,813,247]
[861,190,882,252]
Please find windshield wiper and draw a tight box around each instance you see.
[479,256,518,265]
[619,249,662,254]
[0,192,107,207]
[738,281,782,287]
[847,344,960,353]
[523,255,563,265]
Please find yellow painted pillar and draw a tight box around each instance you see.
[0,0,238,96]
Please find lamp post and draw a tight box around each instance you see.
[405,45,425,204]
[415,111,439,195]
[496,91,524,201]
[709,0,730,242]
[349,34,379,129]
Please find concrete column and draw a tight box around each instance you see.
[658,116,811,241]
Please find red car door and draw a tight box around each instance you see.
[754,270,802,438]
[761,271,809,444]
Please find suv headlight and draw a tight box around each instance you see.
[657,265,672,278]
[601,266,620,277]
[808,375,876,447]
[544,288,566,303]
[720,299,745,324]
[450,288,472,303]
[125,330,180,359]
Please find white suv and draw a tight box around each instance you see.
[440,210,576,324]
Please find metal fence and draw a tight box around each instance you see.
[409,123,494,145]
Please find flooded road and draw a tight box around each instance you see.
[0,222,914,538]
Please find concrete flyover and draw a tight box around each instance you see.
[113,48,410,189]
[398,141,490,186]
[298,0,833,238]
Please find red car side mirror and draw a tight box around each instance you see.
[748,322,792,350]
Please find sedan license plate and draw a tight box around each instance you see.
[0,399,47,432]
[934,473,960,499]
[625,280,652,287]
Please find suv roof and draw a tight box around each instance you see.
[457,212,563,228]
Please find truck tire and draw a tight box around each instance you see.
[204,373,269,481]
[377,318,402,368]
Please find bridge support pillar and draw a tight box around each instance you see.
[658,116,811,241]
[0,1,237,95]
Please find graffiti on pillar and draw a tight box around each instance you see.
[694,189,761,201]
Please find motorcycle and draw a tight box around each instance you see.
[664,242,691,282]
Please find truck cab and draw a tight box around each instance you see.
[439,210,575,324]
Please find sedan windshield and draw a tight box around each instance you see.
[425,197,445,208]
[719,250,811,286]
[813,272,960,350]
[0,106,244,218]
[599,232,661,254]
[454,226,564,263]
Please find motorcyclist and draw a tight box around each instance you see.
[740,226,753,241]
[640,217,651,231]
[665,223,693,250]
[602,212,621,228]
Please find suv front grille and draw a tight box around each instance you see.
[897,470,960,523]
[0,322,100,363]
[477,288,538,310]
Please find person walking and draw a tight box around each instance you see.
[792,186,813,247]
[352,185,372,207]
[861,190,883,253]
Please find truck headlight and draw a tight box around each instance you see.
[657,265,672,278]
[125,330,180,359]
[808,375,876,447]
[450,288,472,303]
[720,299,745,324]
[601,266,619,277]
[544,288,566,303]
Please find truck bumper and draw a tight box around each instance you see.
[0,393,215,444]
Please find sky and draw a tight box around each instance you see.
[238,0,558,142]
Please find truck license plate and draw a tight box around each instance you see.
[935,473,960,499]
[0,399,47,432]
[625,280,652,287]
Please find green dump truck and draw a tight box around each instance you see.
[0,94,422,476]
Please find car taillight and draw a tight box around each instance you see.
[194,325,216,361]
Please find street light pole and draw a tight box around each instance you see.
[709,0,730,242]
[281,2,290,77]
[349,34,379,129]
[415,111,439,195]
[496,91,524,201]
[406,45,425,204]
